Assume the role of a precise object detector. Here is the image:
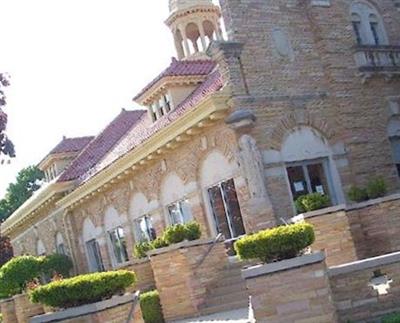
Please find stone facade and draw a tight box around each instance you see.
[303,194,400,266]
[242,252,338,323]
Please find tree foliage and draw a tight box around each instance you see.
[0,73,15,161]
[0,166,44,221]
[0,237,13,268]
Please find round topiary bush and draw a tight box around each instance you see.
[0,256,42,298]
[234,222,315,263]
[40,254,73,278]
[29,270,136,308]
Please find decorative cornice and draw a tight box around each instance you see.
[165,5,221,27]
[57,90,231,212]
[1,181,74,236]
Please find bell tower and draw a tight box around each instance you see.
[166,0,223,60]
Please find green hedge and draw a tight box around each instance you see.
[383,312,400,323]
[348,177,387,202]
[140,290,165,323]
[0,256,42,298]
[295,193,330,213]
[234,223,315,263]
[40,254,73,278]
[134,222,202,259]
[29,270,136,308]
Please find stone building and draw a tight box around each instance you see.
[1,0,400,319]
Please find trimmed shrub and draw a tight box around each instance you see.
[163,224,187,244]
[366,177,387,199]
[295,193,330,213]
[40,254,73,278]
[0,256,42,297]
[383,312,400,323]
[140,290,165,323]
[151,237,169,250]
[184,221,201,241]
[234,222,315,263]
[348,186,369,203]
[29,270,136,308]
[134,241,154,259]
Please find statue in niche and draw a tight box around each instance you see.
[238,135,272,206]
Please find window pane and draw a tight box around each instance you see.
[86,239,104,272]
[370,22,380,45]
[168,201,191,225]
[109,228,129,264]
[307,163,330,197]
[221,179,245,238]
[352,21,362,45]
[135,216,156,242]
[208,185,232,239]
[287,166,309,200]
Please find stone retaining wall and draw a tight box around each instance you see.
[122,258,155,292]
[14,294,44,323]
[30,292,143,323]
[0,298,17,323]
[149,239,228,322]
[329,251,400,322]
[298,194,400,266]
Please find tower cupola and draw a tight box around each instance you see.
[166,0,223,60]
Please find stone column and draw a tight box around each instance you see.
[174,32,185,60]
[197,22,207,51]
[179,26,191,57]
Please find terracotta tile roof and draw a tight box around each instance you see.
[50,136,94,155]
[83,70,224,182]
[58,109,146,182]
[133,58,216,100]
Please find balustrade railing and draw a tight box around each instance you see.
[354,45,400,72]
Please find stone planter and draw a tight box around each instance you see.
[0,297,17,323]
[121,258,156,292]
[30,292,142,323]
[13,293,44,323]
[148,239,228,321]
[242,252,338,323]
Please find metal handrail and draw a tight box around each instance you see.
[125,290,140,323]
[196,233,224,268]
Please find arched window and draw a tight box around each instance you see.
[161,173,192,225]
[200,151,245,239]
[55,232,66,255]
[388,118,400,176]
[83,218,104,272]
[281,127,343,211]
[104,207,129,266]
[351,2,387,45]
[36,239,46,256]
[130,193,157,244]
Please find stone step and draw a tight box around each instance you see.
[172,307,250,323]
[199,299,249,316]
[205,289,249,308]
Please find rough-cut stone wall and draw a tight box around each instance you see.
[0,298,17,323]
[149,240,228,321]
[306,194,400,266]
[14,294,44,323]
[243,253,338,323]
[217,0,400,219]
[329,253,400,322]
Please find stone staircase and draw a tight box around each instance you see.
[199,260,250,317]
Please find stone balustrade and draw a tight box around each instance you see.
[354,45,400,74]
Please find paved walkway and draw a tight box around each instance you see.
[172,307,251,323]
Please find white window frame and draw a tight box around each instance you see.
[285,157,337,205]
[350,2,388,46]
[167,199,192,225]
[107,226,129,267]
[134,214,156,243]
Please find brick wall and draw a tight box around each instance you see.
[149,240,228,321]
[14,293,44,323]
[243,252,338,323]
[305,194,400,266]
[329,252,400,322]
[122,259,156,292]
